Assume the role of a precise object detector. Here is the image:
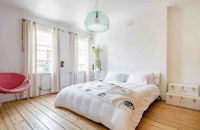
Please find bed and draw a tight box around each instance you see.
[54,72,161,130]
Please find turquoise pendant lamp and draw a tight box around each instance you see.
[84,0,109,33]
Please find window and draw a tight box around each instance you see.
[36,25,52,73]
[78,37,88,72]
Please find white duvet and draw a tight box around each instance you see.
[54,82,160,130]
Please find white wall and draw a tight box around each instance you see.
[167,0,200,85]
[95,3,167,99]
[0,6,26,101]
[0,5,88,102]
[0,6,22,73]
[0,5,69,73]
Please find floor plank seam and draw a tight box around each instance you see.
[33,97,84,130]
[2,103,17,130]
[11,101,34,130]
[20,100,53,130]
[144,111,200,130]
[28,98,71,130]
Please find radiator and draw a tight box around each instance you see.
[60,72,71,90]
[77,72,86,83]
[38,74,51,95]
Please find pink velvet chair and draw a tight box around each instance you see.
[0,73,31,106]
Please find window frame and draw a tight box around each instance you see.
[36,24,52,74]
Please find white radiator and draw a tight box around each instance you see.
[60,72,71,90]
[38,74,51,95]
[40,74,51,90]
[77,72,86,83]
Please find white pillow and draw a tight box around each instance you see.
[103,72,128,84]
[146,73,154,84]
[126,74,148,85]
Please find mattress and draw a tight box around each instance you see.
[54,81,160,130]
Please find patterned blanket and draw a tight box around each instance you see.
[75,82,140,113]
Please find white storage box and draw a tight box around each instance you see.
[166,93,200,110]
[168,83,199,97]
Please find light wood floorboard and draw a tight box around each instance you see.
[0,94,199,130]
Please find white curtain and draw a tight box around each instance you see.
[69,32,78,84]
[51,28,60,92]
[87,37,94,81]
[23,20,60,98]
[22,19,39,97]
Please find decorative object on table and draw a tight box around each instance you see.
[84,0,109,33]
[93,47,101,71]
[91,45,103,81]
[92,45,103,70]
[61,61,64,67]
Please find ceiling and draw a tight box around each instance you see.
[0,0,190,32]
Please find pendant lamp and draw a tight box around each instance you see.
[84,0,109,33]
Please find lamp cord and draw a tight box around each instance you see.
[95,0,98,11]
[95,0,99,19]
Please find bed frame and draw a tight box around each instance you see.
[153,73,161,87]
[153,73,162,100]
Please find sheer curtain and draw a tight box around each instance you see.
[69,32,78,84]
[87,37,94,81]
[22,20,61,97]
[69,33,92,83]
[22,19,39,97]
[51,28,60,92]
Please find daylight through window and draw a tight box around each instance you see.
[36,25,52,73]
[78,37,88,72]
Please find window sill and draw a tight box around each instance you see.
[37,73,51,75]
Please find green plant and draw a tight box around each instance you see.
[94,48,101,70]
[61,61,64,67]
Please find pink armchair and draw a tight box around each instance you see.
[0,73,31,106]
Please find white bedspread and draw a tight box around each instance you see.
[54,82,160,130]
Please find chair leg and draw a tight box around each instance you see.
[158,95,162,100]
[0,94,5,107]
[25,90,30,102]
[15,93,18,101]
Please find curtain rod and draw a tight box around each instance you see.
[68,31,77,34]
[37,22,65,32]
[21,18,65,32]
[21,18,90,36]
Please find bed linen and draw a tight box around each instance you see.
[54,81,160,130]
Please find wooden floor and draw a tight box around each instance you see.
[0,94,199,130]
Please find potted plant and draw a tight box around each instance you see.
[93,47,101,71]
[60,61,64,67]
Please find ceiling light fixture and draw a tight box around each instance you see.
[84,0,109,33]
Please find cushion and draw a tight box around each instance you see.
[145,73,154,84]
[126,74,148,85]
[126,73,154,85]
[0,73,25,89]
[103,72,129,84]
